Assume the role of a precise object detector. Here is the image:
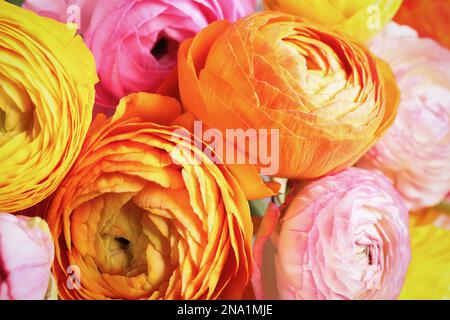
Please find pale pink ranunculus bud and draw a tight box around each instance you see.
[252,168,411,300]
[0,213,56,300]
[23,0,256,109]
[358,22,450,211]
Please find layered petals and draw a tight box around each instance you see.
[359,23,450,210]
[178,12,400,179]
[46,93,253,300]
[0,2,97,212]
[252,168,410,300]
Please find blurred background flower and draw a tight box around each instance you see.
[399,209,450,300]
[359,23,450,211]
[263,0,403,43]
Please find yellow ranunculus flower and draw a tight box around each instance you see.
[264,0,403,43]
[399,209,450,300]
[0,1,98,212]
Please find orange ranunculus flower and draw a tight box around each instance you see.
[263,0,403,43]
[395,0,450,50]
[0,1,97,212]
[178,12,399,179]
[46,93,256,300]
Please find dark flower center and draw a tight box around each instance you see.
[115,237,130,248]
[150,35,179,64]
[151,37,169,60]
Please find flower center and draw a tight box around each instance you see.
[0,91,33,135]
[355,245,372,264]
[97,198,149,277]
[151,37,169,60]
[151,35,179,63]
[115,237,130,247]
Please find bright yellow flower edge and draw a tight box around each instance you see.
[399,209,450,300]
[0,1,98,212]
[264,0,403,43]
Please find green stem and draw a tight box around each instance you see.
[434,201,450,215]
[6,0,25,6]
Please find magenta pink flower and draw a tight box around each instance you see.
[359,22,450,210]
[253,168,411,300]
[0,213,55,300]
[23,0,256,109]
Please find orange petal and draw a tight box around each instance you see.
[114,93,182,126]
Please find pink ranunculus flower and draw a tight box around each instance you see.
[0,213,56,300]
[358,22,450,211]
[252,168,411,300]
[23,0,256,109]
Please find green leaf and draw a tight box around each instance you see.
[434,200,450,215]
[5,0,25,7]
[249,198,271,217]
